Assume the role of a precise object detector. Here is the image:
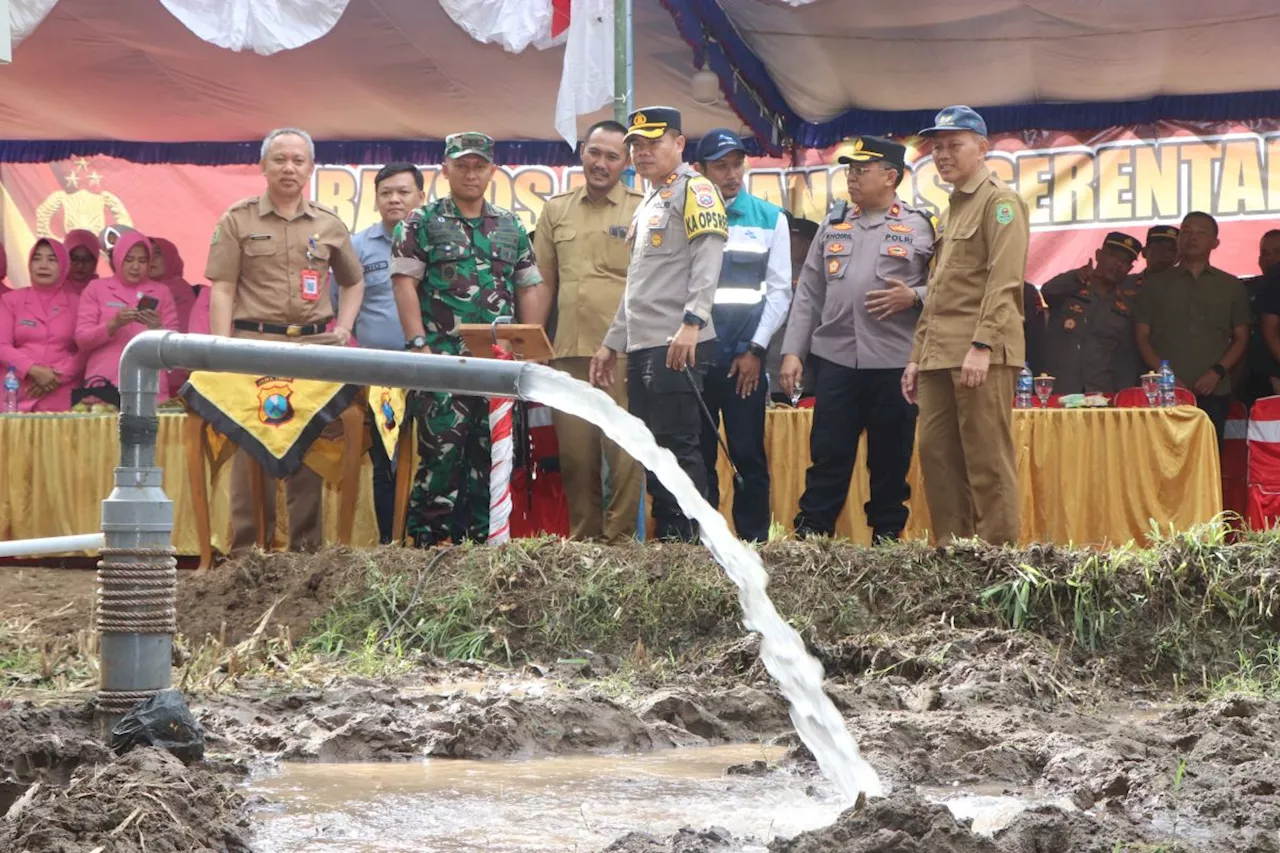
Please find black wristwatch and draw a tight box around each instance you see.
[683,311,707,330]
[746,342,767,359]
[1210,363,1227,378]
[405,334,428,350]
[971,341,992,351]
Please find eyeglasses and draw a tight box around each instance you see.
[847,164,889,177]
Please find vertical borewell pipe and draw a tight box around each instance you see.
[99,331,529,729]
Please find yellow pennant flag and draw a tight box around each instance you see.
[368,385,407,461]
[181,372,361,478]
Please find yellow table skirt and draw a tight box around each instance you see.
[716,405,1223,546]
[0,413,374,556]
[0,406,1221,556]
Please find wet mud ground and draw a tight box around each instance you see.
[3,541,1280,852]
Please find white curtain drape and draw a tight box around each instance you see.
[157,0,352,55]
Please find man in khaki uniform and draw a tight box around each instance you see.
[206,127,366,553]
[534,120,644,542]
[902,106,1029,545]
[589,106,727,542]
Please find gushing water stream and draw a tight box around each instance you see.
[518,366,882,802]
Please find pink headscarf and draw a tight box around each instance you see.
[151,238,185,281]
[63,229,102,294]
[107,231,153,284]
[150,237,195,332]
[27,237,70,289]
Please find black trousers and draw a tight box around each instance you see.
[1196,393,1230,450]
[369,428,396,545]
[627,342,714,542]
[699,363,770,542]
[795,358,917,541]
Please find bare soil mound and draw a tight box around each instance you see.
[0,703,249,853]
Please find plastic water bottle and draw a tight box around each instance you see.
[3,367,18,413]
[1016,364,1033,409]
[1158,360,1176,407]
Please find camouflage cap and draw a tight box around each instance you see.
[445,131,495,162]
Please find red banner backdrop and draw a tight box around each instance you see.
[2,121,1278,288]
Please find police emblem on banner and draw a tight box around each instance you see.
[257,378,295,426]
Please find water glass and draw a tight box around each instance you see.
[1033,374,1054,408]
[1141,373,1159,407]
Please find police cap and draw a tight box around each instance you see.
[625,106,682,142]
[1146,224,1179,244]
[838,136,906,171]
[1102,232,1143,261]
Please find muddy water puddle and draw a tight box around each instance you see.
[249,745,1066,852]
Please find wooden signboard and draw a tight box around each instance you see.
[458,323,553,362]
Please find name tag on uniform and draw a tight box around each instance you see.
[106,300,127,309]
[18,319,36,327]
[364,260,388,274]
[249,234,272,241]
[301,269,320,301]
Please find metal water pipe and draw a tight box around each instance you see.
[96,331,530,729]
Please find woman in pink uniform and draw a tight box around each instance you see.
[149,237,196,333]
[188,285,211,335]
[0,239,83,412]
[63,230,101,296]
[75,232,179,400]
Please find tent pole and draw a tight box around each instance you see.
[615,0,635,189]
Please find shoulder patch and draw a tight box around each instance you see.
[684,177,727,240]
[994,201,1015,225]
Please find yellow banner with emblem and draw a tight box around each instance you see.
[181,372,363,479]
[368,385,408,461]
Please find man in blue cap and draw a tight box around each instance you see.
[902,105,1029,546]
[691,128,791,542]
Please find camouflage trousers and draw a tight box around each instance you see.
[407,391,491,547]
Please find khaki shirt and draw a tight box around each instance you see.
[534,181,642,359]
[1041,272,1142,393]
[910,166,1029,369]
[602,164,726,353]
[784,200,934,370]
[1135,265,1251,395]
[205,193,363,326]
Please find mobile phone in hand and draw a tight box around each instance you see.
[136,295,159,311]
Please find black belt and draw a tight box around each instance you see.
[233,319,328,338]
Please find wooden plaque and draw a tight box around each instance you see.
[458,324,553,362]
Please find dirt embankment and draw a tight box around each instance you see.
[171,536,1280,688]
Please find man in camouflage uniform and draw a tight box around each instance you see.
[390,132,547,547]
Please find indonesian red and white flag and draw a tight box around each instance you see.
[438,0,614,147]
